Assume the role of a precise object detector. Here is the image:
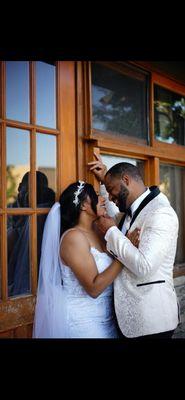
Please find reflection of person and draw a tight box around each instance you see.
[8,171,55,296]
[33,180,139,338]
[88,153,180,339]
[9,171,55,208]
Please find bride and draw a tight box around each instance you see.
[33,180,139,338]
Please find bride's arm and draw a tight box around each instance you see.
[60,230,122,298]
[99,183,123,224]
[88,152,123,224]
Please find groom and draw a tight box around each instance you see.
[88,154,180,339]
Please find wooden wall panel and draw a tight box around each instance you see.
[0,296,35,332]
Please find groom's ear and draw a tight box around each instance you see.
[122,174,130,186]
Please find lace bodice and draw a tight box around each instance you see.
[59,246,113,298]
[57,230,119,338]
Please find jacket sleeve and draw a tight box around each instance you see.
[99,184,123,225]
[105,207,179,279]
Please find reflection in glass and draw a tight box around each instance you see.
[6,61,30,122]
[154,85,185,145]
[160,163,185,265]
[37,214,48,271]
[36,61,56,128]
[0,217,2,299]
[101,154,145,182]
[36,133,56,207]
[6,128,30,207]
[91,63,148,142]
[7,215,31,296]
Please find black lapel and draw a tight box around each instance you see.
[118,186,160,231]
[118,214,126,231]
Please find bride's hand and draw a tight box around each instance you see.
[126,228,140,248]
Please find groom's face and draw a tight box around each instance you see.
[104,174,130,212]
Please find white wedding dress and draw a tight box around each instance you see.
[59,231,119,338]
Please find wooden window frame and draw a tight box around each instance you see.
[76,61,185,279]
[87,61,150,148]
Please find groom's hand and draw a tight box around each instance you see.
[95,215,116,236]
[127,228,140,248]
[88,152,107,184]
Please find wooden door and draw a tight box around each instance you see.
[0,61,76,337]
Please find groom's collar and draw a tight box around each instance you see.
[118,186,161,231]
[130,187,150,217]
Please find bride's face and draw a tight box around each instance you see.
[96,196,107,217]
[82,195,106,219]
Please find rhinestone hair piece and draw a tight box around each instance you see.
[73,180,85,206]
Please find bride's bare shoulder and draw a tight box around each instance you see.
[61,229,89,251]
[60,229,90,265]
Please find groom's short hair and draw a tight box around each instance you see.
[105,162,143,182]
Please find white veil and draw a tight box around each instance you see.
[32,202,68,338]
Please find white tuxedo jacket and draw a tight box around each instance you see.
[101,185,179,338]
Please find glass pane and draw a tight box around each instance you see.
[6,61,30,123]
[101,154,145,182]
[154,85,185,145]
[36,133,56,207]
[6,128,30,207]
[0,216,2,299]
[37,214,48,271]
[91,63,148,142]
[160,163,185,265]
[36,61,56,128]
[7,215,31,296]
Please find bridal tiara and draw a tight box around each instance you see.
[73,180,85,206]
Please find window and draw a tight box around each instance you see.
[154,84,185,145]
[6,127,30,207]
[36,133,57,206]
[6,61,30,123]
[160,163,185,267]
[7,215,31,297]
[3,61,58,299]
[83,61,185,277]
[36,61,56,128]
[0,60,76,336]
[91,62,149,143]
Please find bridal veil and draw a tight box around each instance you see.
[33,202,68,338]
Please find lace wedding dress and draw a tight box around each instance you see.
[59,231,119,338]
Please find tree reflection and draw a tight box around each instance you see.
[93,85,142,137]
[154,90,185,145]
[91,62,147,141]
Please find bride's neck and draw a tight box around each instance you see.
[76,213,94,232]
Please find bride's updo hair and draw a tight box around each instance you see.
[59,181,98,236]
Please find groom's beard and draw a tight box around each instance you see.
[117,184,129,212]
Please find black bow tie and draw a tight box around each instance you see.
[126,207,132,218]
